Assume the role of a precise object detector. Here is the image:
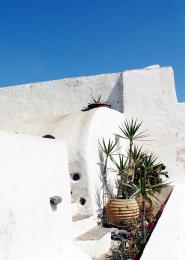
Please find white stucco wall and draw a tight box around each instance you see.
[123,66,185,182]
[0,109,125,215]
[0,132,74,260]
[141,184,185,260]
[0,72,123,122]
[0,64,184,182]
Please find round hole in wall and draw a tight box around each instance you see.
[80,198,86,206]
[42,134,55,139]
[70,172,81,181]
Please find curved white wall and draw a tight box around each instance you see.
[0,108,125,215]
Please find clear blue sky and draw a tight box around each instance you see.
[0,0,184,101]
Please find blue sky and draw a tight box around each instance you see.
[0,0,184,101]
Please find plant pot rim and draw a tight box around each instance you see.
[108,198,137,201]
[88,103,111,108]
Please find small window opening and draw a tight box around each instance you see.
[80,198,86,206]
[42,134,55,139]
[71,173,80,181]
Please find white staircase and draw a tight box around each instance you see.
[72,211,112,259]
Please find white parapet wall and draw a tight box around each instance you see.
[0,132,90,260]
[141,184,185,260]
[0,72,123,121]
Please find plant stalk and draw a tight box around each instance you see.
[141,197,146,243]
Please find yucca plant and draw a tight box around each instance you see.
[98,118,170,232]
[124,153,170,242]
[99,119,148,200]
[113,155,128,198]
[99,138,119,202]
[118,119,148,183]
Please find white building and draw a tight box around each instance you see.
[0,64,184,259]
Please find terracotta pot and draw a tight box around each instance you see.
[81,103,111,112]
[106,198,139,226]
[136,195,154,219]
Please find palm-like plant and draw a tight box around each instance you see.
[124,153,170,242]
[99,120,148,200]
[113,155,128,198]
[99,138,118,201]
[98,118,170,234]
[118,119,148,181]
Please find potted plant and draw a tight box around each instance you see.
[98,119,170,231]
[81,95,111,111]
[123,153,170,242]
[99,139,139,227]
[133,154,169,220]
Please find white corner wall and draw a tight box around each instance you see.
[0,132,73,260]
[141,184,185,260]
[123,66,185,182]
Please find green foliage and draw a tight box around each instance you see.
[98,117,171,244]
[99,119,169,200]
[98,138,119,200]
[109,218,156,259]
[99,138,118,158]
[81,94,111,111]
[91,94,104,104]
[118,119,148,142]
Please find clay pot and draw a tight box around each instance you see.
[136,195,154,219]
[106,198,139,226]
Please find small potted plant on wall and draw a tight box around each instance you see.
[81,95,111,111]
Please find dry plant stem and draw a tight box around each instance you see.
[102,185,105,208]
[141,198,146,243]
[129,140,133,166]
[103,156,114,199]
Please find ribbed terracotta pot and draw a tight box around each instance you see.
[106,198,139,226]
[136,195,154,219]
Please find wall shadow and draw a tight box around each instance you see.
[107,73,123,113]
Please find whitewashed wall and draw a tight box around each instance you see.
[123,66,185,182]
[0,73,123,122]
[0,109,125,215]
[0,132,75,260]
[0,64,184,183]
[141,184,185,260]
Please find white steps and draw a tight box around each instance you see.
[72,214,97,238]
[74,227,111,258]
